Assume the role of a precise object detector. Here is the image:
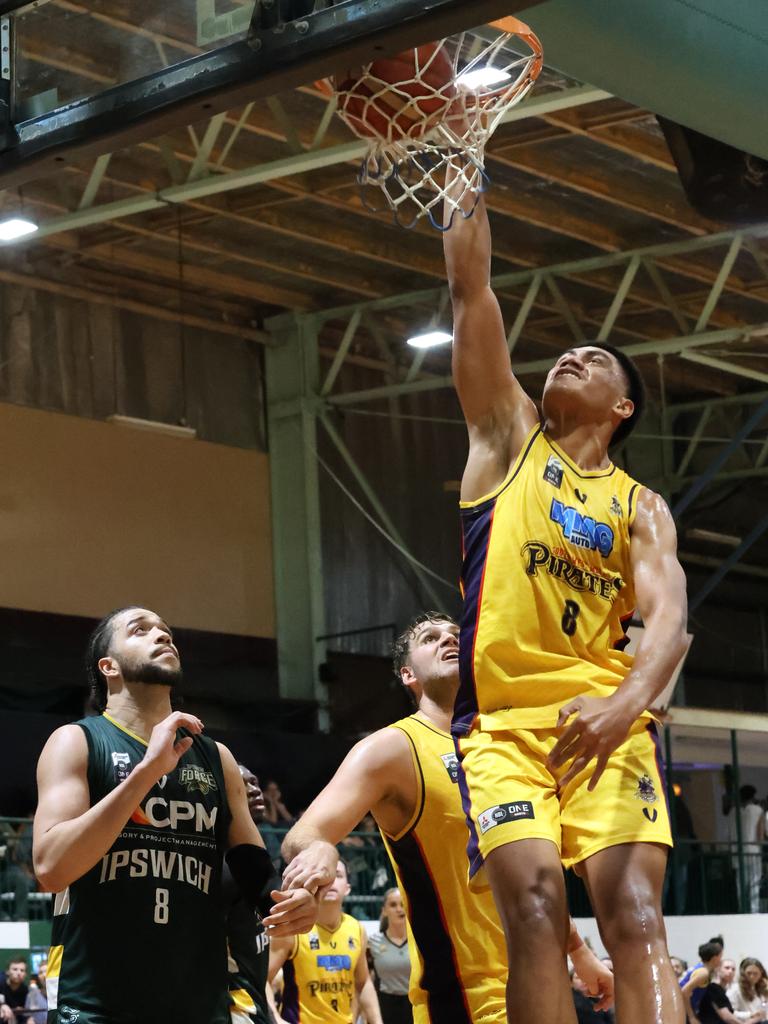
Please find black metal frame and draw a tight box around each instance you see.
[0,0,543,186]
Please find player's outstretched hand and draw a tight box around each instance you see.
[570,943,614,1010]
[549,694,634,791]
[262,887,318,936]
[143,711,203,780]
[282,840,338,897]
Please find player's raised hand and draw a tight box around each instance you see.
[263,887,319,936]
[549,694,634,791]
[143,711,203,779]
[282,840,338,896]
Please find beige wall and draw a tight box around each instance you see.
[0,402,274,637]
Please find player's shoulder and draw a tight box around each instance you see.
[37,722,89,774]
[347,724,412,772]
[631,486,674,531]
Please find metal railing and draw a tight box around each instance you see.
[3,817,765,922]
[0,819,396,922]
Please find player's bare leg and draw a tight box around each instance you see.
[580,842,684,1024]
[485,838,578,1024]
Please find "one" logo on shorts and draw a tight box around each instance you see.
[477,801,535,834]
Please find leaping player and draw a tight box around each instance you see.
[443,174,688,1024]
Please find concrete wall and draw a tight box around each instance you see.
[0,401,274,637]
[575,914,768,970]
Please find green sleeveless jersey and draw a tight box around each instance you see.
[47,713,231,1024]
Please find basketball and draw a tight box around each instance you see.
[334,43,456,143]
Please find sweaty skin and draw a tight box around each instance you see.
[444,161,686,1024]
[280,619,614,1016]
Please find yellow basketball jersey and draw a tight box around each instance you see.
[454,426,643,735]
[282,913,363,1024]
[381,714,507,1024]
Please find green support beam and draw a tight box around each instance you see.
[264,313,328,723]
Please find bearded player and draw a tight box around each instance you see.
[279,613,613,1024]
[33,607,316,1024]
[442,175,688,1024]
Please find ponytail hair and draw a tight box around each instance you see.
[85,607,141,712]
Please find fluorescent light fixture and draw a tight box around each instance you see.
[0,217,38,241]
[108,414,196,439]
[407,330,452,349]
[456,67,511,90]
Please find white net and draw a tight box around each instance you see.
[321,18,543,230]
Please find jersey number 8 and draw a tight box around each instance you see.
[154,887,170,925]
[561,600,580,637]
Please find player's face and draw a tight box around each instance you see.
[106,608,182,687]
[670,958,684,978]
[542,346,632,428]
[239,767,266,824]
[324,862,352,903]
[403,620,460,693]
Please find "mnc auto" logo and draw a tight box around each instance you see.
[549,498,614,557]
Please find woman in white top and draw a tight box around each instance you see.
[727,958,768,1023]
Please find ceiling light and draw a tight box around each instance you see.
[456,67,511,90]
[407,330,452,349]
[0,217,38,241]
[108,415,196,439]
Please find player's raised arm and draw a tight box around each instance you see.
[443,175,538,468]
[281,728,413,893]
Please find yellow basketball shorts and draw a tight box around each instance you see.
[454,717,672,883]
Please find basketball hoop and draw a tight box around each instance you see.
[318,18,543,230]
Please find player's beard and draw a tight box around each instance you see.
[121,658,183,692]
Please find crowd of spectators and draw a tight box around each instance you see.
[571,937,768,1024]
[0,957,47,1023]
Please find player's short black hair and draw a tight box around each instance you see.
[699,937,724,962]
[591,342,646,447]
[740,784,757,802]
[85,607,142,713]
[392,611,458,680]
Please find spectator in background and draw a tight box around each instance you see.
[727,786,765,913]
[368,889,410,1024]
[0,957,29,1021]
[24,961,47,1024]
[680,937,724,1024]
[695,959,763,1024]
[262,781,294,827]
[728,959,768,1023]
[671,958,689,980]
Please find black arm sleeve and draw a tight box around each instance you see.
[225,844,281,919]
